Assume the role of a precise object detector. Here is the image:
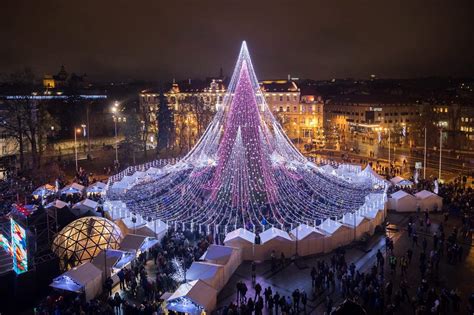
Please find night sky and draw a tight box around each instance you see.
[1,0,473,81]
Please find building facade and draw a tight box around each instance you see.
[139,79,325,152]
[324,96,422,147]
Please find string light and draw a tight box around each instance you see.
[107,41,386,233]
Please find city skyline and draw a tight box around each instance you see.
[1,0,473,82]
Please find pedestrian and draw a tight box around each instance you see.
[251,261,257,284]
[254,282,262,300]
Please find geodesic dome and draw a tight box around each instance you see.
[52,216,123,268]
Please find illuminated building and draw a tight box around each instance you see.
[139,79,325,152]
[324,96,421,145]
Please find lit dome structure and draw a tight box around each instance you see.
[52,216,123,269]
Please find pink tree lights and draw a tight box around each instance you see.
[110,41,383,234]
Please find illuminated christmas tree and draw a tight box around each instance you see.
[111,41,384,233]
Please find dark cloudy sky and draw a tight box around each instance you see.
[1,0,473,81]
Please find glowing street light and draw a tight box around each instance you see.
[74,127,81,172]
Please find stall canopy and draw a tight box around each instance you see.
[46,200,69,209]
[50,262,102,301]
[256,228,293,260]
[359,164,388,183]
[118,234,158,254]
[32,184,56,198]
[390,176,413,187]
[224,228,255,245]
[317,219,343,235]
[134,219,168,240]
[290,224,325,256]
[415,190,443,212]
[116,216,147,235]
[200,244,236,265]
[146,167,161,174]
[92,249,134,273]
[200,245,242,284]
[389,190,418,212]
[320,164,335,173]
[223,228,255,261]
[167,280,217,314]
[186,261,225,292]
[86,182,107,194]
[72,199,98,216]
[260,228,292,243]
[340,213,366,228]
[61,183,85,196]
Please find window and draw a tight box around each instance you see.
[287,96,290,102]
[293,106,297,112]
[279,96,283,102]
[286,106,290,112]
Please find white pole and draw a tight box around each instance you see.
[423,127,427,179]
[114,118,119,164]
[388,129,391,174]
[74,127,78,172]
[439,128,442,181]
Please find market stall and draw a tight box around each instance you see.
[224,228,255,261]
[50,262,102,301]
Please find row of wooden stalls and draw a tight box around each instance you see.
[164,203,386,314]
[388,189,443,212]
[49,213,169,301]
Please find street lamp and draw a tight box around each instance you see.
[74,127,81,172]
[111,103,119,166]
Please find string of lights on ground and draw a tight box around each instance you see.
[106,42,386,234]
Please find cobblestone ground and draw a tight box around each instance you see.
[215,212,473,314]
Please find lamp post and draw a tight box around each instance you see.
[112,102,119,165]
[74,127,81,172]
[439,128,443,181]
[423,126,427,179]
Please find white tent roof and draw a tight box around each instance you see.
[390,176,404,185]
[200,245,235,263]
[137,219,168,235]
[50,262,102,292]
[259,227,292,244]
[130,171,146,180]
[46,200,69,209]
[73,198,98,210]
[415,190,438,199]
[120,216,147,230]
[111,181,129,190]
[360,164,387,181]
[167,280,217,313]
[121,175,135,183]
[186,261,223,281]
[391,190,413,200]
[320,164,335,173]
[340,213,366,227]
[61,183,84,194]
[290,224,324,240]
[224,228,255,244]
[119,234,147,252]
[317,219,343,235]
[146,167,161,174]
[33,184,56,197]
[86,182,106,193]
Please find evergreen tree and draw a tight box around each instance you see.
[122,111,142,164]
[156,86,174,154]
